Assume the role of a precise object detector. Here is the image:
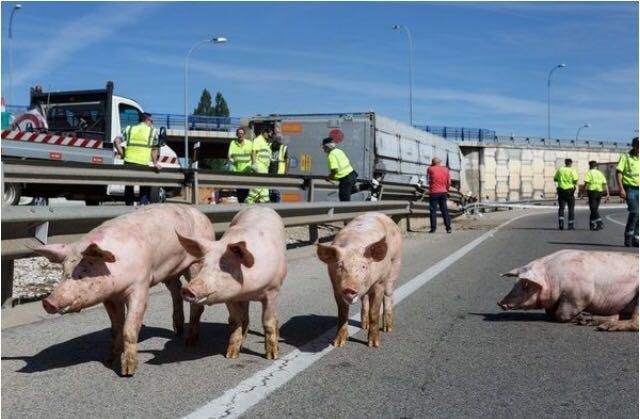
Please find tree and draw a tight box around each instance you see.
[193,89,214,116]
[214,92,230,117]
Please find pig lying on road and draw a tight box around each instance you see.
[317,212,402,347]
[35,204,215,375]
[178,206,287,359]
[498,250,638,331]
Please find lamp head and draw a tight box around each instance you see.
[211,37,227,44]
[584,123,591,128]
[14,4,22,9]
[558,64,566,68]
[392,24,401,30]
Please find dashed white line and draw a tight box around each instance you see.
[183,211,542,419]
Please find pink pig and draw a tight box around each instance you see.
[317,212,402,348]
[34,204,215,375]
[498,250,638,331]
[177,206,287,360]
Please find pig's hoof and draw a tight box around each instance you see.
[361,320,369,329]
[265,349,279,360]
[225,347,241,359]
[332,336,347,347]
[572,314,594,326]
[596,320,637,332]
[174,324,184,337]
[367,338,380,348]
[383,325,393,333]
[120,354,138,376]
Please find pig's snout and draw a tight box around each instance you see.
[342,288,359,305]
[42,297,58,314]
[181,287,208,304]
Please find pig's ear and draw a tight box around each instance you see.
[31,243,71,263]
[364,237,387,262]
[81,243,116,263]
[226,241,255,268]
[176,230,210,259]
[501,264,547,289]
[317,244,339,264]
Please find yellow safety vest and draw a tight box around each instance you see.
[327,148,353,179]
[228,139,253,173]
[584,169,607,192]
[277,145,288,175]
[554,166,578,190]
[617,152,639,187]
[253,134,271,173]
[124,123,157,165]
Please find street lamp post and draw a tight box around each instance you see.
[547,63,566,140]
[8,4,23,107]
[575,123,591,142]
[392,24,414,127]
[184,36,227,168]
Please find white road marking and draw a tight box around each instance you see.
[183,211,543,419]
[606,213,628,227]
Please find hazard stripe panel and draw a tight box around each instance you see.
[1,130,103,149]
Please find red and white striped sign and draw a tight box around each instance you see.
[1,130,103,149]
[159,155,178,164]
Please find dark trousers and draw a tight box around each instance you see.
[587,191,602,227]
[338,171,357,202]
[236,189,249,203]
[124,162,152,206]
[624,186,639,241]
[429,193,451,231]
[557,188,575,225]
[269,189,281,203]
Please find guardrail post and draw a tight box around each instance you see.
[2,259,14,308]
[305,178,315,202]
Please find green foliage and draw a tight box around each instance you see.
[193,89,214,116]
[214,92,230,117]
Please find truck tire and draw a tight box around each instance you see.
[2,183,21,206]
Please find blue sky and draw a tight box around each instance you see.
[1,1,638,141]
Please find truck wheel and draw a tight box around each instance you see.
[2,183,21,206]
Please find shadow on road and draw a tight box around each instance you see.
[547,241,627,248]
[469,312,549,322]
[1,325,174,374]
[510,227,564,231]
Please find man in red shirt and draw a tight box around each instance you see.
[427,157,452,233]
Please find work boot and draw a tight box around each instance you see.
[568,222,575,231]
[589,223,596,231]
[559,220,564,231]
[625,236,633,247]
[596,222,604,231]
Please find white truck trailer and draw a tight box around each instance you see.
[1,82,179,205]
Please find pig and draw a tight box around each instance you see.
[177,206,287,360]
[34,204,215,375]
[317,212,402,348]
[498,250,638,332]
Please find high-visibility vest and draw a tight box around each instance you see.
[253,134,271,173]
[584,168,607,192]
[327,148,354,179]
[228,139,253,173]
[277,145,288,175]
[554,166,578,190]
[124,123,157,165]
[617,152,639,187]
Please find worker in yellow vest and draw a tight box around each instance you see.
[584,160,610,231]
[616,137,639,247]
[553,158,578,230]
[322,137,356,201]
[245,127,273,204]
[113,112,161,206]
[268,137,288,203]
[227,127,253,203]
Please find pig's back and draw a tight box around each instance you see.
[335,212,401,257]
[548,250,638,315]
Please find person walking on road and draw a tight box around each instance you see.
[616,137,639,247]
[322,137,356,202]
[113,112,161,206]
[584,160,610,231]
[246,127,273,204]
[268,137,288,203]
[427,157,452,234]
[227,127,253,203]
[554,158,578,230]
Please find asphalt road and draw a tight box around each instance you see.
[1,208,637,419]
